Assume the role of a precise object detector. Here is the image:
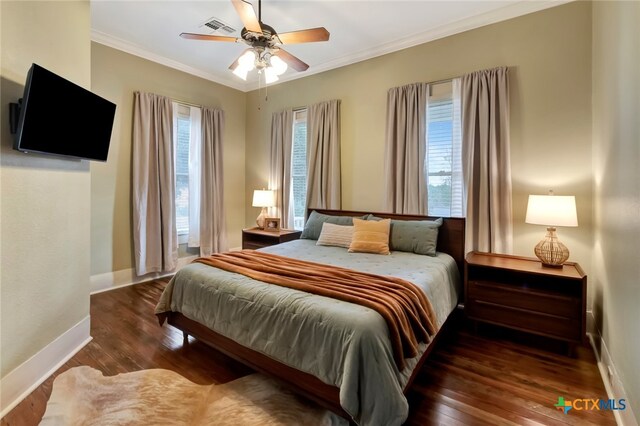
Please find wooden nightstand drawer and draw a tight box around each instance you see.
[467,280,581,319]
[466,299,582,341]
[464,252,587,350]
[243,241,267,250]
[242,228,302,250]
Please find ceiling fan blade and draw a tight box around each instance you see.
[180,33,238,42]
[277,27,330,44]
[274,49,309,72]
[231,0,262,33]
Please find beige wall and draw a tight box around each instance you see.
[245,2,593,274]
[90,43,246,276]
[0,0,636,415]
[0,1,91,376]
[592,0,640,417]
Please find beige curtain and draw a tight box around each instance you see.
[199,107,227,256]
[132,92,178,275]
[269,109,294,229]
[461,67,513,254]
[306,100,342,210]
[384,83,429,215]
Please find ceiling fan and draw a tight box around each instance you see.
[180,0,330,83]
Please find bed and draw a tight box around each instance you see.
[156,209,465,425]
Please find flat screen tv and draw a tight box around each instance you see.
[13,63,116,162]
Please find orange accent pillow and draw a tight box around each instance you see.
[348,218,391,255]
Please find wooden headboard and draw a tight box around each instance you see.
[309,209,466,278]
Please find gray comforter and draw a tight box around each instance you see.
[156,239,460,425]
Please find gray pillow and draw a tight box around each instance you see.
[301,211,367,240]
[366,215,442,256]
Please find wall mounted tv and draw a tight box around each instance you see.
[12,63,116,162]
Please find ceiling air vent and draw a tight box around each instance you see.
[201,17,236,35]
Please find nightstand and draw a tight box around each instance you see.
[242,227,302,250]
[464,251,587,355]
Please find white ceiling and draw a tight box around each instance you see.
[91,0,567,92]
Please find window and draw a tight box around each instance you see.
[426,81,463,217]
[175,105,191,237]
[291,109,307,230]
[173,103,202,246]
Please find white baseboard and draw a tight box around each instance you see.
[90,255,198,294]
[0,316,91,419]
[587,311,638,426]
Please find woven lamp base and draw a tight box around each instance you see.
[534,227,569,268]
[256,207,268,229]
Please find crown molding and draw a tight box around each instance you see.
[92,0,571,93]
[91,29,249,92]
[247,0,573,90]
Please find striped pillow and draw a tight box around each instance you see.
[316,223,354,248]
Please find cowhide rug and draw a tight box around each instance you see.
[40,366,346,425]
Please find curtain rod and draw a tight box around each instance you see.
[282,78,456,112]
[173,98,203,108]
[429,77,456,86]
[428,66,509,86]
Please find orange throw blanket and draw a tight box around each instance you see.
[194,250,438,370]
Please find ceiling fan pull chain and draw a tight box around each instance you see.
[257,69,268,102]
[257,69,262,93]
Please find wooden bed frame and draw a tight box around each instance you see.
[162,209,465,421]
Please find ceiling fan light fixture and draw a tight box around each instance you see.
[231,49,257,80]
[232,66,250,80]
[238,50,257,70]
[184,0,328,83]
[269,55,288,75]
[264,67,279,84]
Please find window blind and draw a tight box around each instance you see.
[426,80,463,217]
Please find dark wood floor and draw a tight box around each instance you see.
[2,278,614,426]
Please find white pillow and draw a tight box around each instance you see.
[316,222,354,248]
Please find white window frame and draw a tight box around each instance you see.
[426,80,463,218]
[174,104,191,244]
[290,108,308,231]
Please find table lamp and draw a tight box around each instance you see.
[525,191,578,268]
[252,189,275,229]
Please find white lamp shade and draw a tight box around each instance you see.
[270,56,288,75]
[525,195,578,227]
[238,50,256,69]
[232,50,256,80]
[264,67,279,84]
[252,189,275,208]
[232,66,249,80]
